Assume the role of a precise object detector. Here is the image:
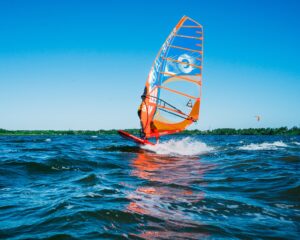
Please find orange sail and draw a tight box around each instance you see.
[140,16,203,139]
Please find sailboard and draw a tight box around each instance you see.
[118,16,203,145]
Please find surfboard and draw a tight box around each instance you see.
[119,16,203,145]
[118,130,155,145]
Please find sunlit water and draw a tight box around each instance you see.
[0,135,299,239]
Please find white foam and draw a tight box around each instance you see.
[45,138,51,142]
[292,141,300,146]
[238,141,287,150]
[142,137,214,156]
[65,205,74,209]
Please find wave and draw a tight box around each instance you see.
[97,146,141,153]
[4,161,58,174]
[142,137,214,156]
[74,173,100,186]
[5,138,52,143]
[238,141,287,150]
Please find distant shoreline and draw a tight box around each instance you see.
[0,127,299,135]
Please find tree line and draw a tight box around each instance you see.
[0,127,299,135]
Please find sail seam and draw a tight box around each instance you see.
[160,72,202,85]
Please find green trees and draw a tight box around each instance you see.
[0,127,299,135]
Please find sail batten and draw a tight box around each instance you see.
[169,45,203,53]
[181,25,202,28]
[140,16,203,138]
[175,34,203,40]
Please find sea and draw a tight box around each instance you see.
[0,134,299,239]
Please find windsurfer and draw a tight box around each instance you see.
[138,86,148,139]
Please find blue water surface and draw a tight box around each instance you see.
[0,134,299,239]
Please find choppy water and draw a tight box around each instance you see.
[0,134,299,239]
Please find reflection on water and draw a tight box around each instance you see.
[127,150,214,238]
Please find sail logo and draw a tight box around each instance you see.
[165,54,195,75]
[178,54,194,73]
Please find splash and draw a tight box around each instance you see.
[142,137,214,156]
[238,141,287,151]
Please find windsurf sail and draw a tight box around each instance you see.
[139,16,203,139]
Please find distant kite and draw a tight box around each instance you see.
[255,115,261,122]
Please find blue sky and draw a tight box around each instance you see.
[0,0,299,130]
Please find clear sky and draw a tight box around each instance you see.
[0,0,299,130]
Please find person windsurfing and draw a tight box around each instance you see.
[118,16,203,146]
[138,86,147,139]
